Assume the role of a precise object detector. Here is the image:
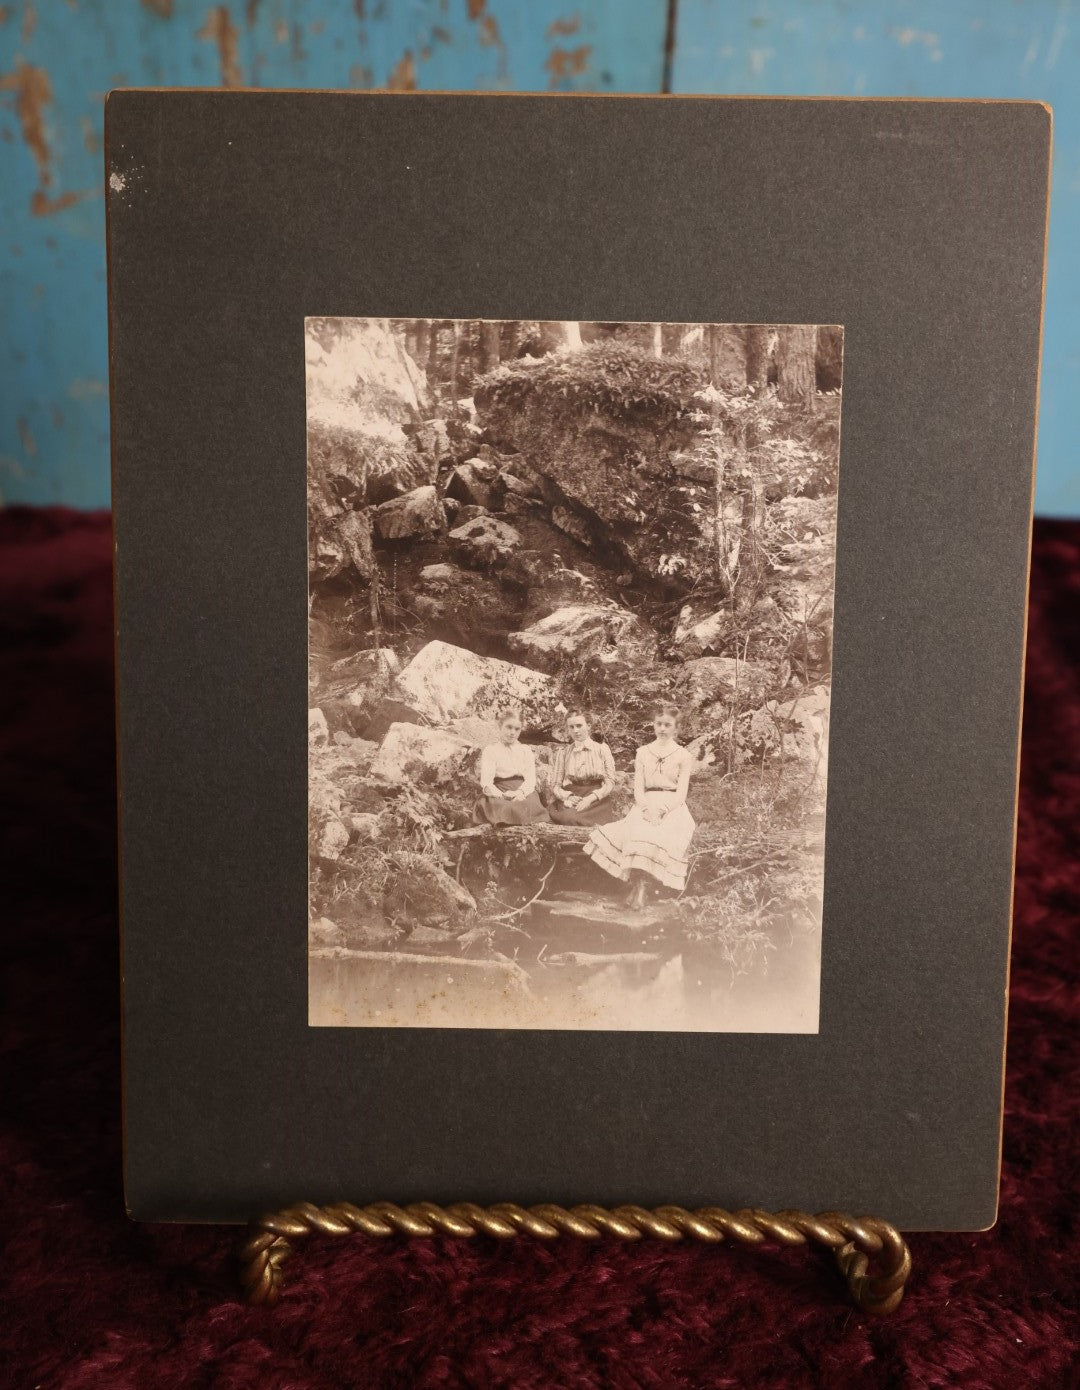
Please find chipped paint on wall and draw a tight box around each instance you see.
[0,1,668,506]
[386,48,416,91]
[197,5,243,88]
[546,43,592,87]
[1,0,1077,512]
[0,58,51,186]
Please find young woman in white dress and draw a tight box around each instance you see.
[474,709,551,826]
[584,702,695,908]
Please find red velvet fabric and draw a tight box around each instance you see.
[2,508,1077,1389]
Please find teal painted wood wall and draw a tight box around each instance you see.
[2,1,1075,514]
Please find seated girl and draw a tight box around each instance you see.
[584,702,696,908]
[474,709,551,826]
[548,710,617,826]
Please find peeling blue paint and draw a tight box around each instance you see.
[1,1,1076,513]
[0,0,667,507]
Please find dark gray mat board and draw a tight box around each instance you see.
[107,93,1049,1227]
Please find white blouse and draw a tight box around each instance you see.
[478,741,537,797]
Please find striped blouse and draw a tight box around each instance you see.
[551,738,616,791]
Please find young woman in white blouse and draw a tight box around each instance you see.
[584,702,695,908]
[474,708,551,826]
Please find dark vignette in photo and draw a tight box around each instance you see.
[307,318,842,1032]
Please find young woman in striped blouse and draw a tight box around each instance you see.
[548,710,617,826]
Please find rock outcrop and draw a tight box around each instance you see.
[369,723,474,785]
[383,851,476,925]
[745,685,830,765]
[393,640,555,726]
[449,515,521,569]
[676,656,771,710]
[507,603,656,673]
[474,345,712,583]
[311,508,376,583]
[446,458,497,509]
[373,485,445,540]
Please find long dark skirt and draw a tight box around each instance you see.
[548,777,614,827]
[475,774,551,827]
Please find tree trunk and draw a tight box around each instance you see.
[815,324,843,393]
[745,325,773,391]
[448,321,461,405]
[707,324,747,391]
[680,324,704,355]
[427,322,440,400]
[414,319,431,372]
[735,481,767,611]
[712,429,728,588]
[539,321,583,354]
[501,319,522,359]
[651,322,664,357]
[479,320,501,372]
[776,324,817,410]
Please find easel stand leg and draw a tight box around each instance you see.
[238,1202,911,1314]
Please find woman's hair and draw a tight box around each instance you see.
[652,701,680,723]
[564,708,590,725]
[497,706,523,726]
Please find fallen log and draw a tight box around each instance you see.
[444,823,590,843]
[531,899,678,932]
[545,951,661,968]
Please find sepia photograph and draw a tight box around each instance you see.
[308,318,841,1031]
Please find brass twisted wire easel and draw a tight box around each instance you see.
[239,1201,911,1314]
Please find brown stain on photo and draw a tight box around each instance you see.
[140,0,174,17]
[547,16,581,37]
[197,5,243,88]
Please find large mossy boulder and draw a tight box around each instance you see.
[473,345,712,585]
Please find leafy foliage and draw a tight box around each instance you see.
[475,344,708,425]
